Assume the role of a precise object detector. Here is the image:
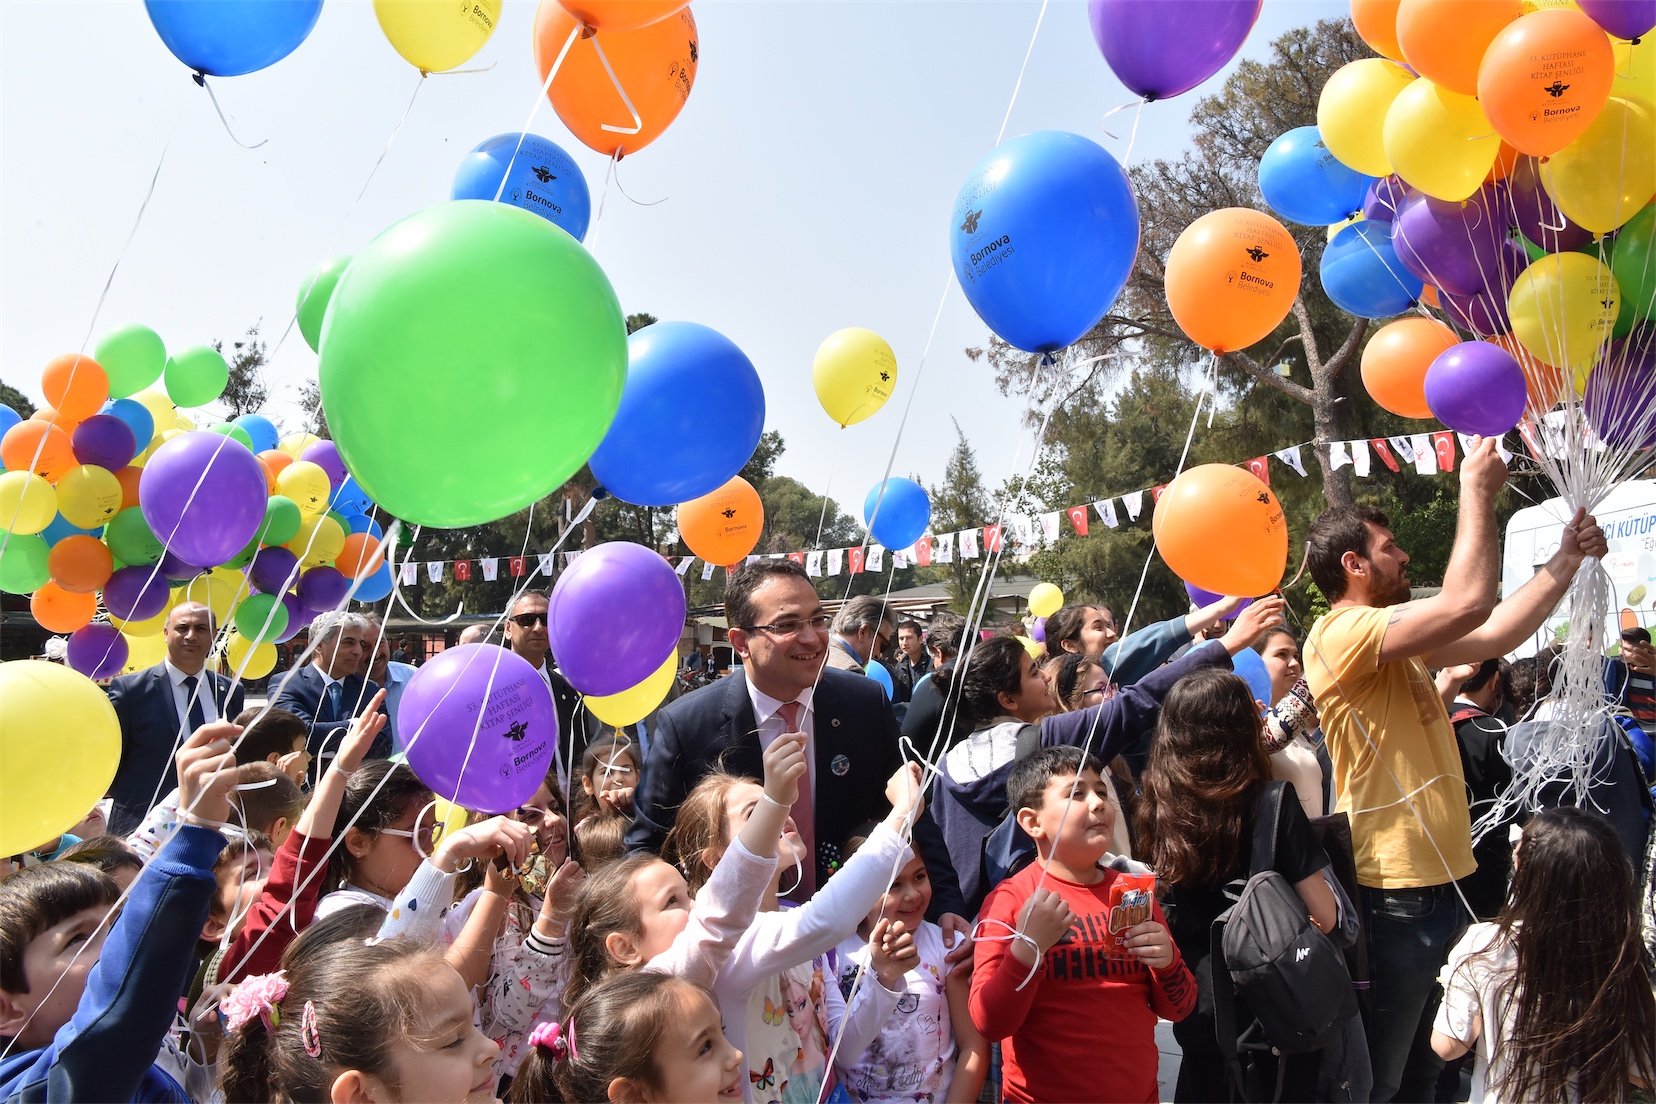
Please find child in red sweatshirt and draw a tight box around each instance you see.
[970,746,1196,1104]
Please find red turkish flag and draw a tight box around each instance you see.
[983,524,1003,553]
[1066,506,1089,536]
[787,552,805,565]
[1517,419,1545,458]
[847,547,865,574]
[509,556,526,577]
[1151,484,1169,503]
[454,560,471,581]
[914,536,933,566]
[1431,432,1456,472]
[1244,456,1270,486]
[1369,438,1401,473]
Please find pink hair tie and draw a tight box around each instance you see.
[527,1021,569,1059]
[221,971,288,1032]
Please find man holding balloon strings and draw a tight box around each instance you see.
[1302,438,1608,1104]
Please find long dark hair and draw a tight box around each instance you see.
[1135,668,1271,889]
[1044,604,1100,656]
[325,760,433,891]
[929,635,1028,743]
[1474,808,1656,1103]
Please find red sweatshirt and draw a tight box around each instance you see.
[970,863,1196,1104]
[217,829,331,984]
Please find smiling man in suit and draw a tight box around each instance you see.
[270,610,390,766]
[106,601,244,835]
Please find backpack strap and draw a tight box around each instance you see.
[1012,722,1043,761]
[1449,705,1489,726]
[1249,781,1288,878]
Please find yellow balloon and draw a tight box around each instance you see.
[812,328,898,428]
[278,460,332,516]
[1382,79,1501,201]
[0,471,57,535]
[586,651,678,727]
[1027,582,1064,619]
[1541,97,1656,233]
[1015,635,1042,658]
[1318,58,1415,176]
[1326,212,1363,241]
[373,0,500,74]
[122,630,168,674]
[171,410,196,433]
[133,388,176,431]
[111,605,168,638]
[279,432,321,460]
[289,514,346,568]
[186,566,250,623]
[1509,251,1621,367]
[55,464,124,528]
[225,631,278,679]
[1612,38,1654,117]
[0,661,121,853]
[432,797,473,840]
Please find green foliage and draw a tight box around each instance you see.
[0,381,35,419]
[625,312,658,335]
[214,324,268,418]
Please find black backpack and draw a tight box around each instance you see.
[1211,782,1359,1102]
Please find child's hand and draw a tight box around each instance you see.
[1124,919,1175,971]
[868,917,919,989]
[177,720,241,828]
[940,914,974,969]
[597,786,635,815]
[335,689,387,774]
[1219,596,1287,655]
[276,749,310,785]
[538,859,585,930]
[432,815,533,875]
[483,852,519,899]
[1019,888,1076,958]
[883,762,925,825]
[761,730,808,809]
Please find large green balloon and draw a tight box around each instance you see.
[165,345,230,408]
[95,324,167,399]
[296,254,353,354]
[105,507,164,566]
[0,534,50,594]
[1610,205,1655,338]
[319,201,626,528]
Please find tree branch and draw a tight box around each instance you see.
[1218,350,1316,404]
[1326,316,1370,380]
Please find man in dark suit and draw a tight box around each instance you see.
[106,601,244,835]
[270,610,388,765]
[504,589,602,785]
[628,560,960,915]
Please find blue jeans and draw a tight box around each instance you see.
[1360,884,1468,1103]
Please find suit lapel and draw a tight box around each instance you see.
[724,671,758,748]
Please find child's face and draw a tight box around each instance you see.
[208,846,272,943]
[381,959,500,1103]
[865,853,932,932]
[1002,652,1056,722]
[352,800,433,899]
[514,782,567,868]
[585,746,638,797]
[1,905,109,1048]
[720,781,805,887]
[1027,768,1115,868]
[630,860,696,963]
[638,987,745,1103]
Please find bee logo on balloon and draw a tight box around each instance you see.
[688,39,698,63]
[504,720,529,742]
[531,166,554,183]
[1543,81,1570,98]
[960,210,983,235]
[879,372,890,382]
[1245,247,1269,262]
[1257,492,1271,505]
[721,508,737,519]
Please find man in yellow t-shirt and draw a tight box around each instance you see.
[1302,438,1605,1104]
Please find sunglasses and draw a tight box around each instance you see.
[510,612,548,629]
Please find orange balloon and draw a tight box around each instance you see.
[676,477,764,564]
[1153,465,1288,598]
[31,581,96,633]
[556,0,688,32]
[1479,10,1614,155]
[1485,140,1521,182]
[29,406,78,432]
[1360,317,1460,419]
[534,3,698,157]
[1164,208,1302,354]
[40,354,109,423]
[1419,285,1441,308]
[1,420,76,484]
[1397,0,1524,96]
[258,450,293,494]
[47,535,114,594]
[1351,0,1406,61]
[113,465,143,510]
[336,533,386,579]
[1486,333,1567,416]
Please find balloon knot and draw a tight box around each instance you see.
[591,486,610,501]
[1040,352,1056,367]
[192,71,205,87]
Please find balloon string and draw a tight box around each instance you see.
[585,151,621,249]
[589,35,643,135]
[812,471,834,550]
[611,156,668,206]
[994,0,1048,144]
[491,24,580,204]
[196,74,268,149]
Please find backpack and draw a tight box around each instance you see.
[1211,782,1358,1102]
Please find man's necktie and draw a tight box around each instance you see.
[326,679,344,720]
[181,675,208,734]
[775,700,815,898]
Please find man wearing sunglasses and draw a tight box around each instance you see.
[504,590,602,784]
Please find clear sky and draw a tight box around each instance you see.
[1,0,1347,521]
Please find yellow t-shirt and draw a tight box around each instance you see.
[1304,605,1475,889]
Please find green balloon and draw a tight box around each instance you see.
[94,324,167,399]
[0,534,49,594]
[209,422,256,450]
[105,507,164,566]
[1610,205,1655,339]
[165,346,229,408]
[297,254,353,354]
[1516,231,1547,264]
[320,201,626,528]
[257,495,302,546]
[234,592,289,644]
[225,536,260,570]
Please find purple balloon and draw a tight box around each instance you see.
[159,550,205,582]
[1424,342,1528,436]
[300,439,348,489]
[549,541,688,696]
[1391,187,1511,298]
[249,546,300,595]
[277,592,311,643]
[298,565,349,612]
[1442,241,1529,336]
[103,564,172,620]
[71,414,138,471]
[1362,175,1411,222]
[139,431,268,569]
[1185,580,1256,609]
[398,643,557,813]
[1509,156,1593,254]
[1087,0,1263,101]
[1031,617,1046,644]
[1585,335,1656,450]
[1577,0,1656,40]
[67,623,128,681]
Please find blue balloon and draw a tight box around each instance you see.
[865,660,894,699]
[453,133,592,243]
[352,562,394,603]
[344,513,383,538]
[330,473,372,515]
[1231,646,1276,710]
[950,131,1139,353]
[41,513,100,546]
[234,413,280,454]
[0,404,21,449]
[1320,220,1424,319]
[144,0,323,77]
[588,322,766,508]
[1258,126,1375,227]
[102,398,155,453]
[863,478,931,551]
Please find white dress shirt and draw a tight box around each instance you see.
[744,679,816,797]
[164,658,219,730]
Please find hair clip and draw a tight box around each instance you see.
[528,1020,569,1059]
[221,971,287,1032]
[300,1000,322,1058]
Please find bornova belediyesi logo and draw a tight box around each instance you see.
[960,210,983,235]
[532,165,555,183]
[1543,81,1570,98]
[721,508,737,518]
[1245,247,1269,262]
[504,719,529,742]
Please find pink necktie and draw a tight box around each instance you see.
[775,700,815,898]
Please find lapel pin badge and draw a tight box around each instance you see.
[830,754,850,777]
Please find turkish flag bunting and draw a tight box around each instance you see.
[915,536,933,566]
[1150,484,1169,503]
[1066,505,1088,536]
[1431,432,1456,472]
[787,552,804,565]
[454,560,471,581]
[509,556,526,577]
[847,547,865,574]
[1244,457,1270,486]
[1369,438,1401,473]
[983,524,1003,553]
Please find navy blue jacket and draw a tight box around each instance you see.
[269,664,389,762]
[106,664,243,836]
